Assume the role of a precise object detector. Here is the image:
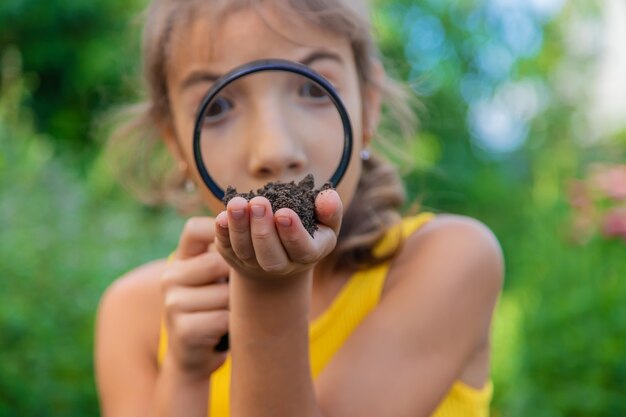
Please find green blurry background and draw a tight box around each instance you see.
[1,0,625,415]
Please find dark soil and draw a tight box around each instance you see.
[223,174,333,236]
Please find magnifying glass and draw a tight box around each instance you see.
[192,60,353,352]
[193,59,353,201]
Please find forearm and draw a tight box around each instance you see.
[154,354,210,417]
[230,272,322,417]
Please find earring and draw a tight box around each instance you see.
[360,149,371,161]
[184,178,196,193]
[177,160,196,193]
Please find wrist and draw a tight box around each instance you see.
[231,267,313,292]
[156,354,210,417]
[230,268,312,328]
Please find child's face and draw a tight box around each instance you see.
[165,4,372,214]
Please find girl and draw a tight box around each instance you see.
[95,1,503,416]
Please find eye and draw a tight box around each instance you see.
[299,81,330,102]
[203,96,234,125]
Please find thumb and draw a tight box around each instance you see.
[315,189,343,235]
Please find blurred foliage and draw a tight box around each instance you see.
[372,0,626,415]
[0,0,144,167]
[0,47,183,415]
[1,0,626,415]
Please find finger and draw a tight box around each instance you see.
[170,310,229,350]
[249,197,290,272]
[276,207,338,263]
[314,190,343,235]
[274,207,320,264]
[164,283,229,313]
[225,197,256,263]
[309,223,339,259]
[176,217,216,260]
[162,251,230,287]
[215,210,232,250]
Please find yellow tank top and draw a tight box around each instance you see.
[158,213,493,416]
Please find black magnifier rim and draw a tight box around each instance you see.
[193,59,353,201]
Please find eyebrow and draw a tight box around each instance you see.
[300,50,344,67]
[179,50,345,91]
[180,70,221,91]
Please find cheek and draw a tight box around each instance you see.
[169,99,196,155]
[195,177,228,214]
[343,87,365,148]
[168,106,228,212]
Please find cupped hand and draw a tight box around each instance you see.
[214,189,343,282]
[161,217,231,379]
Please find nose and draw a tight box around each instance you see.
[246,99,307,181]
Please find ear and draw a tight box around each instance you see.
[362,60,385,147]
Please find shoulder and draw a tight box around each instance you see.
[96,259,168,360]
[421,214,501,261]
[98,258,168,317]
[386,213,504,309]
[313,214,503,411]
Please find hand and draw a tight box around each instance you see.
[160,217,231,380]
[214,189,343,283]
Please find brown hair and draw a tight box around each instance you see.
[105,0,418,270]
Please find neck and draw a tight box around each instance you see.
[309,256,354,322]
[312,255,339,283]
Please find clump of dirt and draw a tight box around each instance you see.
[223,174,333,236]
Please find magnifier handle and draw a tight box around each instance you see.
[215,333,229,352]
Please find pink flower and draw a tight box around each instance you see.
[589,164,626,201]
[566,164,626,245]
[601,208,626,240]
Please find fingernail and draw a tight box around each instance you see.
[276,216,292,227]
[230,209,244,220]
[251,205,265,218]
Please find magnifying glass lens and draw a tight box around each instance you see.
[197,70,346,196]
